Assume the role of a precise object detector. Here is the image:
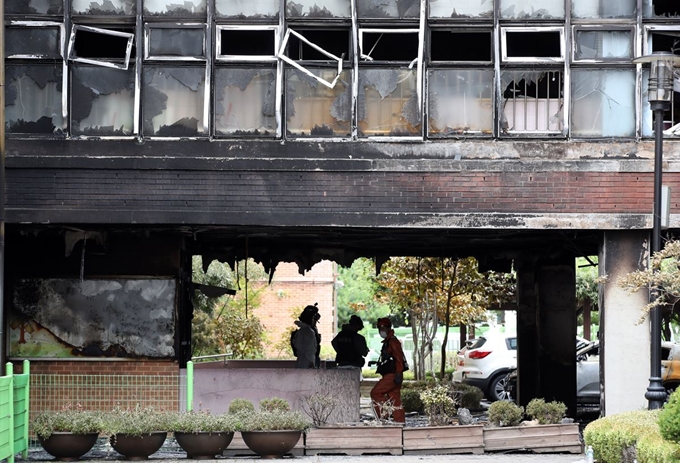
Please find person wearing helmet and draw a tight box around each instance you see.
[332,314,369,368]
[370,317,406,423]
[292,305,320,368]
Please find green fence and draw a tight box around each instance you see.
[0,360,30,463]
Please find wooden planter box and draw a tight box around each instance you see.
[222,431,304,457]
[304,425,403,456]
[403,425,484,455]
[483,423,583,454]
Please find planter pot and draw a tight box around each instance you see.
[223,432,304,457]
[38,432,99,461]
[403,425,484,455]
[174,431,234,459]
[304,425,403,456]
[110,432,167,460]
[240,430,302,459]
[483,423,583,453]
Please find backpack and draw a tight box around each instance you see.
[376,338,409,374]
[290,329,299,356]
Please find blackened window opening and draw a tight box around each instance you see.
[287,30,350,60]
[73,28,134,60]
[651,0,680,17]
[506,31,561,58]
[430,31,491,61]
[362,32,419,61]
[221,30,276,56]
[650,32,680,54]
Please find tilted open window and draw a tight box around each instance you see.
[68,25,134,70]
[216,26,279,62]
[278,29,344,88]
[145,24,206,60]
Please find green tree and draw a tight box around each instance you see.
[576,257,600,339]
[191,256,268,359]
[336,258,391,329]
[375,256,515,380]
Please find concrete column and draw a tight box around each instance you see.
[600,230,650,416]
[516,255,577,418]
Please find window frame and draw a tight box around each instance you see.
[144,23,207,61]
[215,25,280,62]
[67,24,135,70]
[428,27,494,66]
[278,28,344,88]
[501,26,566,64]
[571,26,635,64]
[6,21,64,59]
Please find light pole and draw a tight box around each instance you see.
[633,52,680,409]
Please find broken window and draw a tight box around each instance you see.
[214,67,277,137]
[6,24,62,59]
[359,68,420,137]
[571,0,635,19]
[501,71,563,134]
[286,0,351,18]
[286,69,351,137]
[573,29,632,61]
[643,0,680,18]
[502,28,564,62]
[500,0,564,19]
[428,0,493,19]
[143,66,207,136]
[71,64,135,136]
[279,29,345,88]
[646,28,680,55]
[285,29,350,61]
[146,25,206,59]
[427,69,493,136]
[5,0,63,15]
[72,0,135,16]
[68,25,135,70]
[143,0,206,17]
[641,69,680,137]
[215,0,279,19]
[430,30,492,62]
[360,29,419,61]
[357,0,420,19]
[217,27,278,61]
[5,64,63,135]
[571,69,635,137]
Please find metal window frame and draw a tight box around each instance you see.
[6,21,64,59]
[358,28,420,63]
[67,24,134,70]
[278,28,344,88]
[144,23,207,61]
[428,26,494,66]
[284,0,352,19]
[571,25,635,64]
[643,25,680,56]
[500,26,566,63]
[215,25,279,62]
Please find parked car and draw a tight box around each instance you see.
[453,334,517,401]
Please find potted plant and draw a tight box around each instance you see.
[169,409,236,459]
[402,384,484,455]
[236,397,310,459]
[483,399,582,453]
[102,405,173,460]
[32,404,103,461]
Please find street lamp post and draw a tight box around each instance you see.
[633,52,680,409]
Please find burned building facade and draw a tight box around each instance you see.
[4,0,680,416]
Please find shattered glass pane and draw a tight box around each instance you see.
[286,0,351,17]
[286,69,351,138]
[571,69,634,137]
[501,70,563,132]
[357,0,420,18]
[428,69,493,136]
[214,67,277,137]
[6,28,61,58]
[72,0,135,15]
[643,0,680,18]
[149,28,205,57]
[574,30,632,60]
[5,64,63,134]
[72,65,135,136]
[5,0,63,15]
[359,68,420,137]
[500,0,564,19]
[429,0,493,18]
[215,0,279,18]
[143,66,206,136]
[572,0,635,18]
[143,0,206,17]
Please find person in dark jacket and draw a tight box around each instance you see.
[332,315,369,368]
[292,303,321,368]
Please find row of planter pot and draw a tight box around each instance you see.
[40,423,583,461]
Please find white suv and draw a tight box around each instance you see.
[453,334,517,401]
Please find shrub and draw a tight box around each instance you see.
[659,388,680,443]
[238,409,310,432]
[102,405,174,437]
[228,398,255,415]
[259,397,290,412]
[169,410,237,433]
[451,383,484,410]
[487,400,524,427]
[420,384,457,426]
[525,398,567,425]
[31,404,103,440]
[401,389,424,414]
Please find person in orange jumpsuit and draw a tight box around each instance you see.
[370,318,406,423]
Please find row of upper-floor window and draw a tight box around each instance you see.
[4,0,679,21]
